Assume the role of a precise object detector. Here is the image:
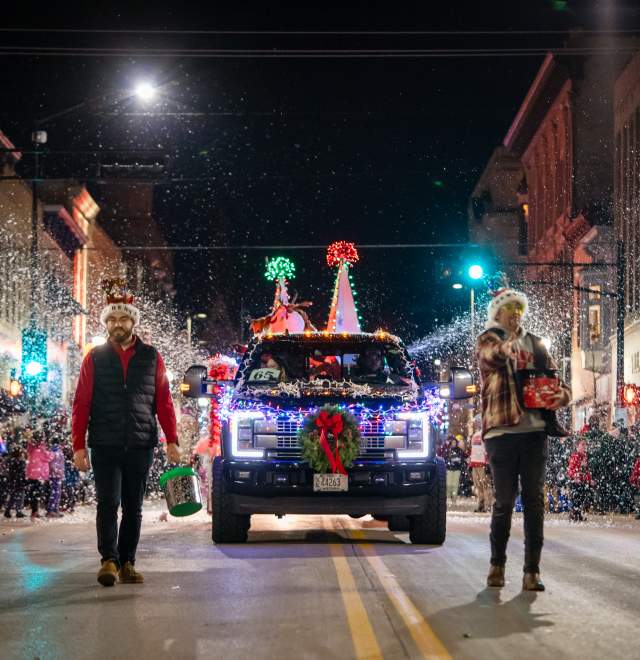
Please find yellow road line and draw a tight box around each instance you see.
[324,518,383,660]
[345,524,452,660]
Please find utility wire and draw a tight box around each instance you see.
[0,28,639,35]
[1,46,638,59]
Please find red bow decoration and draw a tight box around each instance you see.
[315,410,347,475]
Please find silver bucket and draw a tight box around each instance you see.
[160,467,203,517]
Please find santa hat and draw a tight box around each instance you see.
[100,279,140,327]
[485,287,528,327]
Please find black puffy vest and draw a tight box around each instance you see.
[88,339,159,448]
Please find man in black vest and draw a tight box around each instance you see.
[72,280,180,587]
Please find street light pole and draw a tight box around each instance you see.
[29,130,47,325]
[470,286,475,344]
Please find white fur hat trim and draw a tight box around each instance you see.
[100,303,140,327]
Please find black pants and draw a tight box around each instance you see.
[26,479,47,514]
[91,446,154,567]
[570,482,591,519]
[485,432,548,574]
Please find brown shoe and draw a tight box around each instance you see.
[487,565,505,588]
[118,561,144,584]
[97,560,118,587]
[522,572,545,591]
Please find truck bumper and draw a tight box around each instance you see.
[221,458,438,516]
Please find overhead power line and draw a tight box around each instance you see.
[0,28,639,35]
[0,46,639,59]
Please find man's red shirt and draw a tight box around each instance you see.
[71,336,178,451]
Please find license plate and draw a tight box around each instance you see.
[313,474,348,492]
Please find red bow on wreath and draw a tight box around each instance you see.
[315,410,347,475]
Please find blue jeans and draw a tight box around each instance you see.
[91,446,154,566]
[47,478,62,513]
[485,432,548,574]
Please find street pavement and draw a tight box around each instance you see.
[1,501,638,660]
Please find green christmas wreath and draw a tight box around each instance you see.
[299,405,362,474]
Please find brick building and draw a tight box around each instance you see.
[470,37,629,428]
[613,49,640,425]
[0,129,122,406]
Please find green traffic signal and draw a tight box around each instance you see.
[21,327,48,384]
[468,264,484,280]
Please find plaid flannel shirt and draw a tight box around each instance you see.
[476,327,571,436]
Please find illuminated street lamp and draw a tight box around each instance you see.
[134,81,157,103]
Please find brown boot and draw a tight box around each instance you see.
[522,573,545,591]
[118,561,144,584]
[97,560,118,587]
[487,565,505,588]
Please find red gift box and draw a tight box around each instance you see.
[522,376,559,409]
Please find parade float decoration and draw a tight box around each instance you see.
[250,257,316,336]
[201,354,238,457]
[299,405,361,474]
[326,241,362,333]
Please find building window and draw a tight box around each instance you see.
[632,351,640,375]
[588,304,601,344]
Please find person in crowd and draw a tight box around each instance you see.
[469,416,491,513]
[3,444,27,518]
[443,435,464,505]
[458,435,473,497]
[0,447,7,512]
[46,440,66,518]
[629,450,640,520]
[61,445,80,513]
[476,287,571,592]
[567,439,593,522]
[25,428,52,519]
[72,281,179,587]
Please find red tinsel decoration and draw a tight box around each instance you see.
[326,241,359,267]
[207,360,235,456]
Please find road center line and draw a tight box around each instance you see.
[323,518,383,660]
[343,523,452,660]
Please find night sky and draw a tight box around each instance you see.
[2,2,638,345]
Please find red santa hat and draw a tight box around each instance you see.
[485,287,528,327]
[100,279,140,327]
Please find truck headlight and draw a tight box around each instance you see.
[395,412,430,458]
[230,412,265,458]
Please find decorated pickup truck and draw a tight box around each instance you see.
[181,244,473,544]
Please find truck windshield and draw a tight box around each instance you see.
[244,340,413,386]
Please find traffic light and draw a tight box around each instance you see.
[467,264,484,280]
[21,327,48,385]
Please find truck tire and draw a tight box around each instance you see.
[409,458,446,545]
[212,457,250,544]
[388,515,411,532]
